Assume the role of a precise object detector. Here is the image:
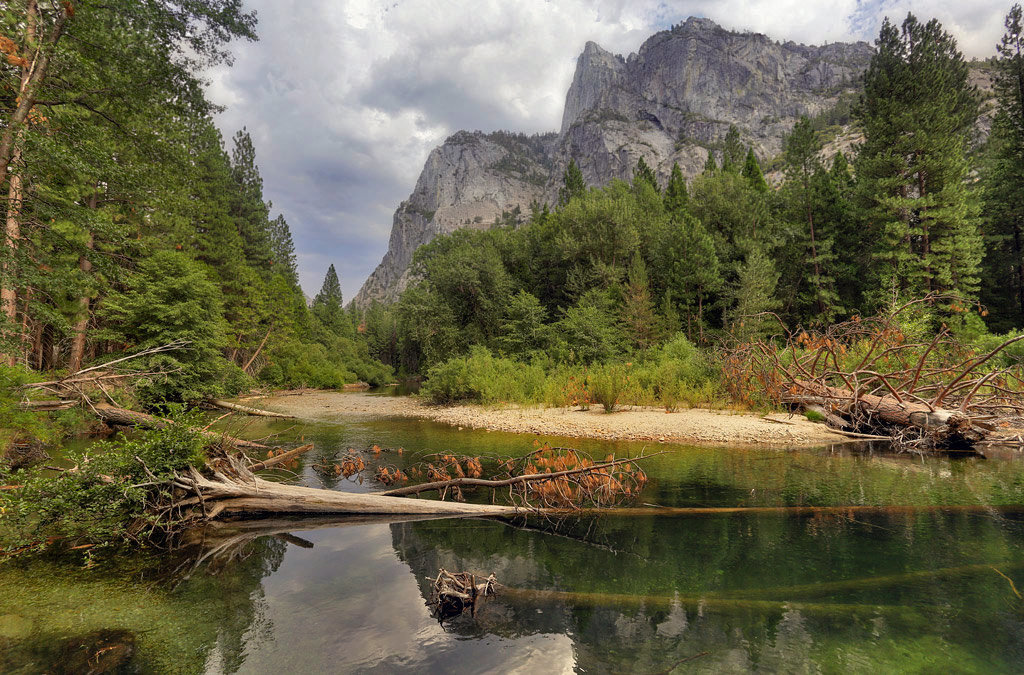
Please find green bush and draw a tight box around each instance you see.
[422,347,545,405]
[0,366,55,451]
[589,364,628,412]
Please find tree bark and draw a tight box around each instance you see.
[67,210,95,373]
[92,403,269,451]
[782,379,983,446]
[0,2,68,178]
[210,399,294,418]
[0,2,36,366]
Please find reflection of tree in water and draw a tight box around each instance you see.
[0,534,286,673]
[389,512,1024,672]
[171,528,289,672]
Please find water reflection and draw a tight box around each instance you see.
[7,410,1024,672]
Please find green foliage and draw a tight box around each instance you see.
[98,251,229,405]
[856,13,981,307]
[498,291,549,358]
[663,162,689,217]
[553,290,626,364]
[0,409,208,554]
[312,264,350,336]
[741,148,768,193]
[632,156,660,193]
[558,159,586,206]
[588,363,628,412]
[981,4,1024,331]
[804,409,826,422]
[421,346,546,405]
[0,366,55,451]
[721,125,745,172]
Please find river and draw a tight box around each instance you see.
[2,402,1024,672]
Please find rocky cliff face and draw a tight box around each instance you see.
[352,17,873,308]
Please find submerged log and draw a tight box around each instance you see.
[210,399,294,419]
[93,404,268,451]
[249,443,314,471]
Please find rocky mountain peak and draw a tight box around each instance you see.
[351,18,874,308]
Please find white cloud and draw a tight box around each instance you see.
[205,0,1012,300]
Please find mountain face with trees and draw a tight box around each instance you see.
[355,7,1024,384]
[353,17,874,306]
[0,0,390,404]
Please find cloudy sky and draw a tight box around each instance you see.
[205,0,1011,302]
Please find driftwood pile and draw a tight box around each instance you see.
[728,297,1024,452]
[429,568,498,621]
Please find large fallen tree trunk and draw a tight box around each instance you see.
[93,404,268,451]
[728,296,1024,451]
[171,456,517,519]
[783,380,985,447]
[210,399,294,419]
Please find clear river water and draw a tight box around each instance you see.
[3,397,1024,673]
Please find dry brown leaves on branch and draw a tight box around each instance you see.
[724,295,1024,450]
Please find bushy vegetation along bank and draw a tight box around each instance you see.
[421,335,724,412]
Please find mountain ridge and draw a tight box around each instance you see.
[352,17,874,308]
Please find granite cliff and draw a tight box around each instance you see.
[352,17,873,307]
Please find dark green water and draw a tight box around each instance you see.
[3,404,1024,673]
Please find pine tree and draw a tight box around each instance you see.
[722,125,745,172]
[783,116,839,321]
[728,246,781,340]
[658,213,722,340]
[982,4,1024,329]
[741,148,768,193]
[229,128,275,275]
[856,14,981,306]
[703,149,718,175]
[312,264,346,334]
[822,153,864,311]
[268,214,299,285]
[622,254,659,350]
[633,156,660,193]
[558,159,586,205]
[663,163,689,218]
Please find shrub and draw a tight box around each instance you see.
[589,364,628,412]
[422,347,545,405]
[0,407,208,554]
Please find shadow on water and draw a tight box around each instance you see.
[5,413,1024,672]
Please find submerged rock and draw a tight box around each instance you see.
[55,629,136,674]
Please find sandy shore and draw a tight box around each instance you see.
[254,391,848,448]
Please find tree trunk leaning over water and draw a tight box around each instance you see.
[93,404,269,451]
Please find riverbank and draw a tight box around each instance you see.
[253,391,848,447]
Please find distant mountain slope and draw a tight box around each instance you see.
[352,17,873,308]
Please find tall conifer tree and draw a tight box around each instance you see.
[982,4,1024,328]
[856,14,981,305]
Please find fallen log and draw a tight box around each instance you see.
[210,399,294,419]
[497,587,923,622]
[17,399,77,411]
[250,443,315,471]
[785,380,986,448]
[93,404,268,451]
[174,462,518,519]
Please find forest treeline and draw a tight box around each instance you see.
[355,8,1024,404]
[4,3,1024,413]
[0,1,390,409]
